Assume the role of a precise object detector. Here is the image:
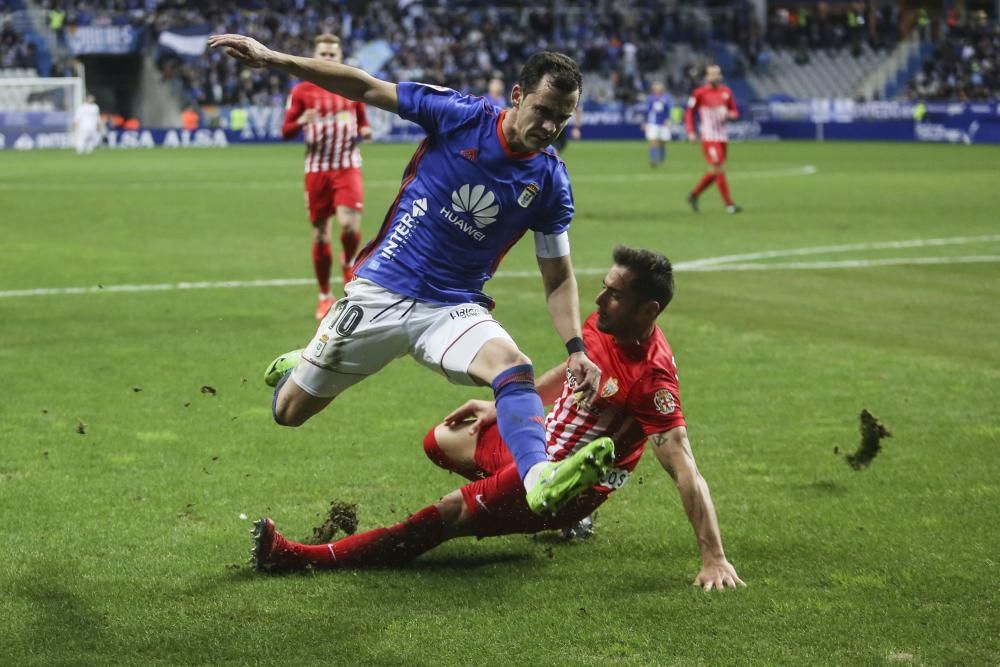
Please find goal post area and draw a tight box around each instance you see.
[0,76,84,150]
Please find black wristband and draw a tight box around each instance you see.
[565,337,585,355]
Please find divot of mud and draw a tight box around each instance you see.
[301,501,359,544]
[846,409,892,470]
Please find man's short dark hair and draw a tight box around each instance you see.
[518,52,582,95]
[613,246,675,313]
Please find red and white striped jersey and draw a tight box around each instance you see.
[544,313,686,489]
[684,84,738,142]
[282,81,370,173]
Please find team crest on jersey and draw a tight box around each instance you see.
[653,388,676,414]
[601,377,619,398]
[517,183,540,208]
[312,334,330,357]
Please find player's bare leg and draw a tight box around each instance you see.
[271,373,335,427]
[312,217,336,319]
[423,422,481,479]
[335,205,362,292]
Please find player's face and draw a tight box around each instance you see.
[595,265,646,337]
[651,82,664,95]
[314,42,343,63]
[509,76,579,151]
[706,66,723,86]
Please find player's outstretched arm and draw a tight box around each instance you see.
[648,427,746,591]
[208,34,399,113]
[537,255,601,403]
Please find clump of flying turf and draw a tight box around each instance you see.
[846,409,892,470]
[301,500,359,544]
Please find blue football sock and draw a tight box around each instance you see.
[659,146,667,163]
[491,364,548,480]
[648,146,658,164]
[271,372,291,425]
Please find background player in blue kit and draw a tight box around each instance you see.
[644,81,673,168]
[209,33,612,515]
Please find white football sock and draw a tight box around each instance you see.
[523,461,551,492]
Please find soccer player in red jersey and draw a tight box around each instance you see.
[282,34,372,319]
[684,65,741,214]
[251,246,745,591]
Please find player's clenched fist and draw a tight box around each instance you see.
[567,351,601,405]
[208,34,273,68]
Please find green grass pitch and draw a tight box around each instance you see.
[1,140,998,665]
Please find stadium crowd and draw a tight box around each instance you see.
[907,14,1000,101]
[3,1,999,104]
[153,0,720,107]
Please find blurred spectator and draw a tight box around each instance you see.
[181,105,199,130]
[907,13,1000,101]
[7,0,994,107]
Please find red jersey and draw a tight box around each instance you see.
[282,81,370,173]
[684,84,738,143]
[544,312,686,489]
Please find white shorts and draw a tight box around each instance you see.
[645,124,672,142]
[291,279,516,398]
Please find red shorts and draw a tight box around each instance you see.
[459,423,610,538]
[702,141,727,166]
[304,168,364,223]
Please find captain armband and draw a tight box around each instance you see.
[533,230,571,258]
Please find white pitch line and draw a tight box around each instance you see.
[682,255,1000,271]
[676,234,1000,268]
[0,165,818,191]
[2,255,998,299]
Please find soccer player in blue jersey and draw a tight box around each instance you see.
[209,33,613,515]
[644,81,672,168]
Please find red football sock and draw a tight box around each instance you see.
[692,172,716,196]
[340,229,361,266]
[312,241,332,296]
[716,173,734,206]
[293,505,445,568]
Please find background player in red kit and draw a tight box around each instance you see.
[685,65,741,214]
[282,33,372,319]
[251,246,745,591]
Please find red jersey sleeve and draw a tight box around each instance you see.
[355,101,370,131]
[684,89,699,135]
[626,367,686,437]
[281,86,306,140]
[726,87,739,119]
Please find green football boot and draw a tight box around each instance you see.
[525,437,616,516]
[263,349,302,387]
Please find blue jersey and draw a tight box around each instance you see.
[645,93,673,125]
[355,82,574,307]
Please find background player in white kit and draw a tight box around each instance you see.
[72,95,101,155]
[210,33,612,516]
